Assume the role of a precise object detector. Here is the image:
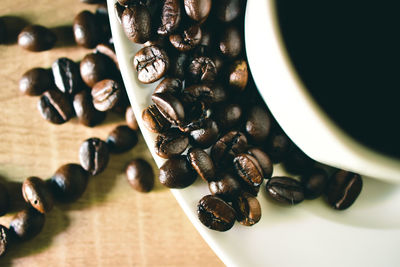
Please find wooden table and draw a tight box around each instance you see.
[0,1,222,266]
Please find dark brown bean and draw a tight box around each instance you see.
[227,59,248,91]
[142,104,171,133]
[106,125,138,153]
[266,176,304,205]
[159,155,197,188]
[208,172,241,201]
[52,57,82,95]
[233,192,261,226]
[18,25,56,52]
[125,106,139,130]
[0,183,10,216]
[264,129,291,163]
[245,105,271,144]
[209,83,227,104]
[37,90,74,124]
[213,103,242,131]
[96,43,119,69]
[169,24,202,52]
[233,153,264,187]
[182,84,214,106]
[153,77,183,95]
[126,159,154,192]
[301,168,329,200]
[189,118,219,149]
[152,92,185,125]
[325,170,363,210]
[187,147,215,182]
[79,138,109,175]
[73,10,100,48]
[22,177,53,214]
[187,56,217,84]
[9,208,45,241]
[133,46,169,84]
[80,53,115,88]
[219,25,242,58]
[248,148,273,179]
[121,5,151,44]
[91,79,122,111]
[73,89,106,127]
[168,52,189,79]
[19,68,53,96]
[211,131,248,167]
[155,128,189,158]
[0,225,10,257]
[215,0,241,22]
[282,145,315,175]
[158,0,181,35]
[184,0,212,22]
[197,195,236,232]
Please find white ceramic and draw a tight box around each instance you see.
[108,0,400,266]
[245,0,400,183]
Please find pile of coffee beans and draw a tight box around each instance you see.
[115,0,363,232]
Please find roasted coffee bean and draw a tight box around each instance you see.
[125,158,154,192]
[125,106,139,130]
[301,168,329,200]
[158,0,181,35]
[325,170,362,210]
[233,192,261,226]
[213,103,242,131]
[50,163,89,203]
[121,5,151,44]
[0,224,10,257]
[152,92,185,125]
[182,84,214,105]
[153,77,182,95]
[95,5,111,42]
[184,0,212,22]
[9,207,45,241]
[18,25,56,52]
[91,79,122,111]
[0,17,6,44]
[197,195,236,232]
[22,177,53,214]
[233,153,264,187]
[283,145,315,175]
[79,138,109,175]
[245,105,271,144]
[52,57,82,95]
[155,128,188,158]
[133,45,169,83]
[219,25,242,58]
[211,131,247,166]
[264,129,291,163]
[0,182,9,216]
[208,172,241,201]
[169,24,202,52]
[38,90,74,124]
[142,104,171,133]
[19,68,53,96]
[215,0,241,22]
[80,53,115,87]
[96,43,119,69]
[266,176,304,205]
[187,147,215,182]
[168,52,189,79]
[159,155,197,188]
[248,148,273,179]
[228,59,248,91]
[73,89,106,127]
[209,83,227,104]
[187,56,217,84]
[106,125,138,153]
[211,54,224,74]
[73,10,100,48]
[189,118,219,149]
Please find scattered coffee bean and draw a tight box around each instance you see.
[19,68,53,96]
[73,10,100,48]
[125,106,139,130]
[266,176,304,205]
[182,84,214,105]
[197,195,236,232]
[96,43,119,69]
[158,0,181,35]
[233,192,261,226]
[184,0,212,22]
[159,155,197,188]
[211,131,247,167]
[73,89,106,127]
[213,103,242,131]
[80,53,114,87]
[169,24,202,52]
[168,51,189,79]
[106,125,138,153]
[245,105,271,144]
[37,90,74,124]
[22,176,53,214]
[189,118,219,149]
[219,25,242,58]
[91,79,122,111]
[283,145,315,175]
[125,158,154,192]
[187,56,217,84]
[187,147,215,182]
[133,45,169,84]
[325,170,362,210]
[50,163,89,203]
[79,138,109,175]
[121,5,151,44]
[155,128,189,159]
[264,129,291,163]
[301,168,329,200]
[228,59,248,91]
[52,57,82,95]
[208,172,241,201]
[152,92,185,125]
[142,104,171,133]
[18,25,56,52]
[0,182,10,216]
[215,0,241,22]
[247,148,273,179]
[233,153,264,188]
[153,77,183,95]
[0,224,10,257]
[9,207,45,241]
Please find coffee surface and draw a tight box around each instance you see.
[276,1,400,158]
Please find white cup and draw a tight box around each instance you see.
[245,0,400,183]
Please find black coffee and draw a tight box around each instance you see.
[276,1,400,158]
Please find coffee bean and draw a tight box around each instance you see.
[211,131,247,166]
[18,25,56,52]
[209,83,227,104]
[325,170,362,210]
[187,56,217,84]
[208,172,241,201]
[22,177,53,214]
[155,128,188,158]
[0,182,10,216]
[245,105,271,144]
[301,168,329,200]
[248,148,273,179]
[52,57,82,95]
[233,153,264,188]
[19,68,53,96]
[79,138,109,175]
[182,84,214,106]
[73,10,100,48]
[106,125,138,153]
[215,0,241,22]
[73,89,106,127]
[121,5,151,44]
[80,53,115,87]
[233,192,261,226]
[219,25,242,58]
[91,79,122,111]
[159,155,197,188]
[50,163,89,203]
[189,118,219,149]
[228,59,248,91]
[169,24,202,52]
[168,52,189,79]
[213,103,242,131]
[142,104,171,133]
[152,92,185,125]
[153,77,183,95]
[264,129,291,163]
[266,176,304,205]
[96,43,119,69]
[283,145,315,175]
[184,0,212,22]
[125,158,154,192]
[158,0,181,35]
[0,225,10,257]
[187,147,215,182]
[133,46,169,83]
[125,106,139,130]
[37,90,74,124]
[197,195,236,232]
[9,207,45,241]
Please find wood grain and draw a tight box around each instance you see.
[0,1,223,266]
